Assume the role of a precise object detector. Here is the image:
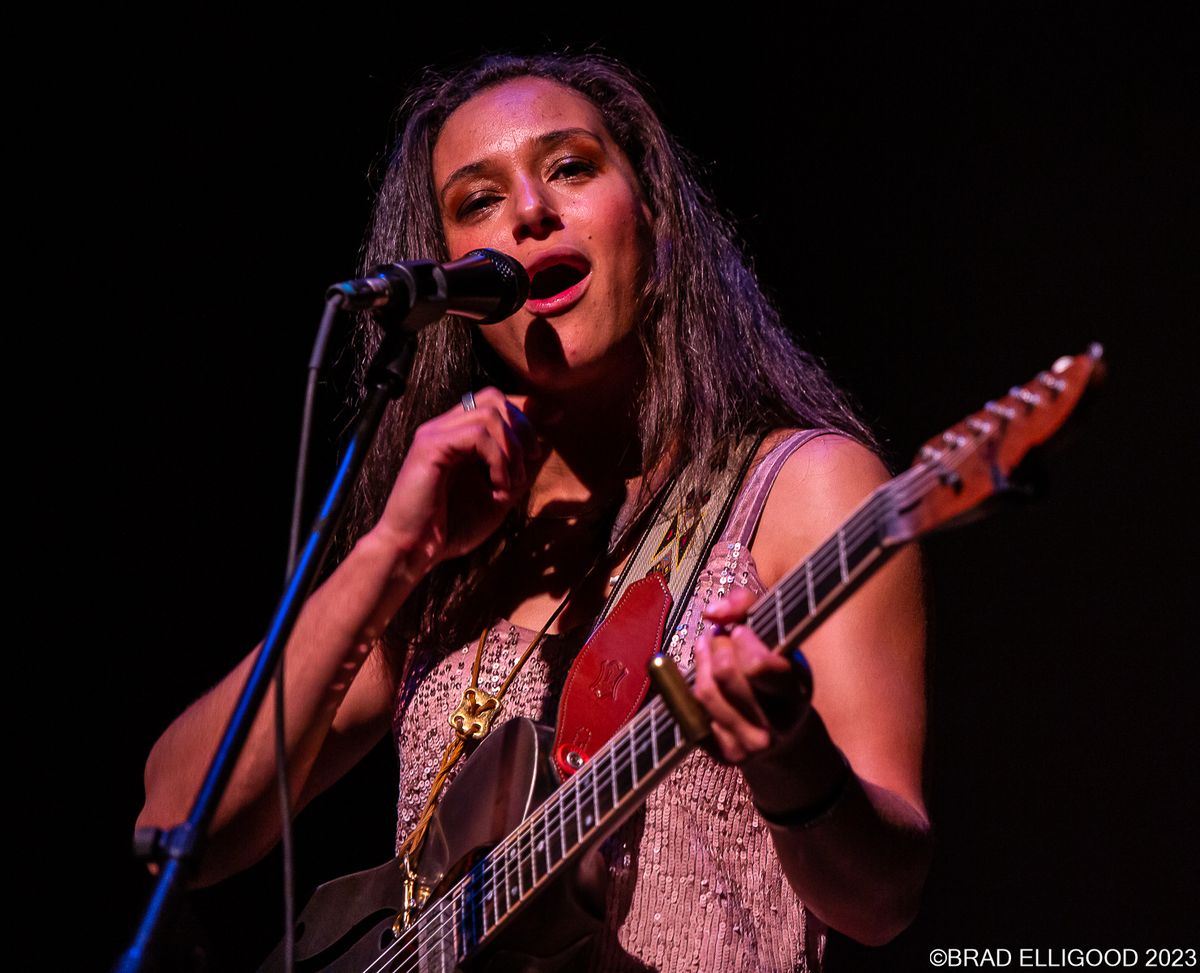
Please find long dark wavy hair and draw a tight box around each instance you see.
[342,51,875,678]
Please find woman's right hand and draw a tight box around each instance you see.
[370,387,543,568]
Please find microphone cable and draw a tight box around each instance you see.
[274,291,341,973]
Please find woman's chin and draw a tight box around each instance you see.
[518,325,644,395]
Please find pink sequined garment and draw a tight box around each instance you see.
[392,430,833,972]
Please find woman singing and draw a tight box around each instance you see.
[137,51,931,971]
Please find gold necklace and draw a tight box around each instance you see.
[396,559,591,893]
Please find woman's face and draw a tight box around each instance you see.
[432,77,654,394]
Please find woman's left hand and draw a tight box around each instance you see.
[691,587,813,765]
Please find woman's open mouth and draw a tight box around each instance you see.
[524,254,592,316]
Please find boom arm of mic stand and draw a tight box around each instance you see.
[116,329,417,973]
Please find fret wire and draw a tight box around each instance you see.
[577,765,590,834]
[513,819,525,900]
[528,802,549,882]
[610,735,620,809]
[773,588,785,646]
[461,887,470,959]
[496,840,510,918]
[555,789,567,869]
[649,702,659,765]
[489,844,503,925]
[837,527,848,581]
[590,759,600,833]
[464,876,477,955]
[482,856,493,934]
[574,765,584,848]
[504,839,517,916]
[627,724,639,789]
[530,810,541,885]
[509,826,521,905]
[581,766,595,810]
[489,842,503,926]
[518,820,528,897]
[448,886,462,959]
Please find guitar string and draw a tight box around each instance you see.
[369,430,1002,970]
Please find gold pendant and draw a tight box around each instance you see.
[449,685,502,741]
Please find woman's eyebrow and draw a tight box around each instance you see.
[438,128,606,206]
[535,127,604,152]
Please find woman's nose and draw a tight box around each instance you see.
[511,179,562,242]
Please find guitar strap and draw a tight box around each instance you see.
[552,432,766,779]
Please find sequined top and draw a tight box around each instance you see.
[392,430,834,972]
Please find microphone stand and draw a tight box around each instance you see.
[116,324,417,973]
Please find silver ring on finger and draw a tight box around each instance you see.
[461,390,477,412]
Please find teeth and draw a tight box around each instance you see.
[529,263,587,300]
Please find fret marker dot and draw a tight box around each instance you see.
[584,814,594,827]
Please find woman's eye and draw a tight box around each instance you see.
[551,158,596,179]
[458,193,500,217]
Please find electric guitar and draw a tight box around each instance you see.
[260,345,1104,973]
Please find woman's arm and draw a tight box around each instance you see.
[693,433,931,945]
[136,389,542,887]
[135,531,422,886]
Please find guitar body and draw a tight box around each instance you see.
[259,718,603,973]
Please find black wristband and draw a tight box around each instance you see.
[753,749,853,830]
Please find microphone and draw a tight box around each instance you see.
[327,248,530,330]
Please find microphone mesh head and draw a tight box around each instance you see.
[465,249,530,323]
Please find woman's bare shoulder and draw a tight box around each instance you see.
[750,430,889,588]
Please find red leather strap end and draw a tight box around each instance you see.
[553,575,672,781]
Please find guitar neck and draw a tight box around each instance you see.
[409,467,921,959]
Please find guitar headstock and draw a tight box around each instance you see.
[883,343,1105,544]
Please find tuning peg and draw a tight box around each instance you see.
[1037,371,1067,396]
[1011,386,1042,410]
[939,467,964,494]
[985,400,1017,422]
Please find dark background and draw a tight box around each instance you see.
[95,7,1196,971]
